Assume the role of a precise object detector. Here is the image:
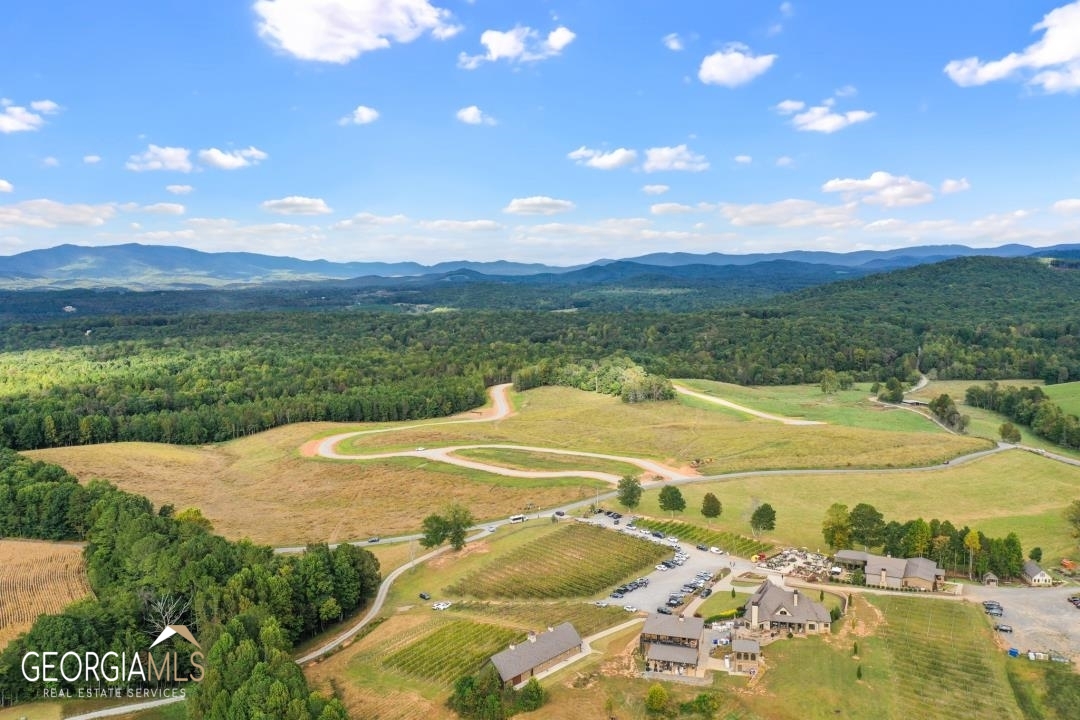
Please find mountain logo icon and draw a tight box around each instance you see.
[149,625,201,650]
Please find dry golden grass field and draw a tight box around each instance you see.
[28,386,992,547]
[0,540,93,650]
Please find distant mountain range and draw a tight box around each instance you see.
[1,242,1079,290]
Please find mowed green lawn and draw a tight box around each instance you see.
[741,595,1023,720]
[1043,380,1080,417]
[675,378,937,432]
[636,450,1080,563]
[337,386,989,474]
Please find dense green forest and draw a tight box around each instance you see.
[965,383,1080,449]
[0,257,1078,452]
[0,449,375,717]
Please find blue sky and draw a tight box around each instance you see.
[1,0,1079,264]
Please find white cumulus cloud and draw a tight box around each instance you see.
[775,155,794,167]
[698,44,777,87]
[941,178,971,194]
[1052,198,1080,214]
[141,202,186,215]
[720,199,859,228]
[42,157,59,168]
[642,184,670,195]
[0,180,12,193]
[332,211,409,229]
[734,154,753,165]
[456,105,497,125]
[643,144,709,173]
[777,96,875,133]
[650,203,696,215]
[0,199,117,228]
[198,146,268,170]
[261,196,332,215]
[166,184,194,195]
[0,99,61,134]
[503,196,575,216]
[567,146,637,170]
[822,171,935,208]
[339,105,379,125]
[662,33,683,51]
[458,25,575,69]
[945,1,1080,93]
[83,155,102,164]
[253,0,461,64]
[126,145,193,172]
[419,219,502,231]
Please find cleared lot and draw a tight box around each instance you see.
[965,583,1080,661]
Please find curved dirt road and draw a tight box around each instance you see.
[672,383,824,425]
[311,383,690,483]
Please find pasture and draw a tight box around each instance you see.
[27,427,601,547]
[335,386,988,474]
[451,447,640,477]
[446,524,669,599]
[741,595,1023,720]
[0,540,93,650]
[1044,380,1080,416]
[636,450,1080,563]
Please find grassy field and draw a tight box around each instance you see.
[336,386,988,473]
[636,450,1080,564]
[0,540,93,650]
[451,447,641,477]
[447,601,626,637]
[28,385,989,547]
[676,379,939,432]
[1044,380,1080,416]
[27,427,602,547]
[446,524,669,599]
[737,594,1024,720]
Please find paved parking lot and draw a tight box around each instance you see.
[964,583,1080,661]
[580,513,746,614]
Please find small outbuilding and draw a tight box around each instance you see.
[981,571,999,587]
[1022,560,1053,587]
[731,638,761,675]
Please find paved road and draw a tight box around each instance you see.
[672,383,824,425]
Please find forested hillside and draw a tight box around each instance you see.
[0,257,1078,451]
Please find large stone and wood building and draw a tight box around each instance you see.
[744,581,831,635]
[639,613,704,675]
[488,622,582,687]
[835,549,945,591]
[731,638,761,675]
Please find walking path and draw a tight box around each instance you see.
[671,384,824,425]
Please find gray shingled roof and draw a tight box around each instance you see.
[732,638,760,654]
[489,622,581,682]
[646,643,699,665]
[865,555,907,581]
[903,557,941,583]
[1023,559,1047,578]
[746,581,831,625]
[641,613,705,640]
[834,549,869,563]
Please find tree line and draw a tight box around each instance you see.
[0,449,377,717]
[511,356,675,403]
[965,382,1080,450]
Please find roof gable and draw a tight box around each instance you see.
[489,622,582,682]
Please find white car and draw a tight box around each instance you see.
[623,605,637,613]
[593,600,609,607]
[432,601,452,610]
[655,564,669,571]
[709,547,725,554]
[486,526,497,532]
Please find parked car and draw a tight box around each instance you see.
[994,624,1013,633]
[986,607,1004,617]
[486,526,497,532]
[593,600,609,608]
[623,605,637,613]
[695,544,709,552]
[367,537,380,543]
[709,547,726,555]
[432,601,452,610]
[655,564,669,572]
[656,606,673,615]
[419,592,431,600]
[701,588,713,598]
[554,510,566,517]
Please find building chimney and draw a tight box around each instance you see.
[793,589,799,607]
[751,600,759,627]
